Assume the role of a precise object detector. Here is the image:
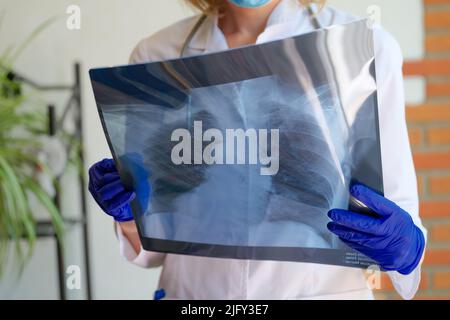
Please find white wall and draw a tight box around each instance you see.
[0,0,423,299]
[329,0,424,60]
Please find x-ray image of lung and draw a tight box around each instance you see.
[90,19,383,268]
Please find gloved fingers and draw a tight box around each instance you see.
[327,209,383,235]
[89,159,118,184]
[98,179,126,201]
[99,172,121,186]
[327,222,380,246]
[88,164,101,185]
[95,158,117,175]
[338,237,364,251]
[105,190,136,212]
[350,183,397,218]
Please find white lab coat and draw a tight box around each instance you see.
[117,0,426,300]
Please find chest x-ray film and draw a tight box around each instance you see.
[90,19,383,268]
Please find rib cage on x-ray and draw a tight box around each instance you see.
[90,19,383,268]
[142,110,218,213]
[264,83,350,245]
[118,77,350,248]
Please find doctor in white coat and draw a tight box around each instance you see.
[88,0,427,300]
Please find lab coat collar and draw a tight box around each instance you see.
[266,0,305,26]
[187,0,308,52]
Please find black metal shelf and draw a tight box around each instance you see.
[10,63,92,300]
[36,218,86,237]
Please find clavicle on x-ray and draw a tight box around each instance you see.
[90,19,383,268]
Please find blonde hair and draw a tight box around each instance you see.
[186,0,325,13]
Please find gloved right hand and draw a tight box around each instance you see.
[88,158,135,222]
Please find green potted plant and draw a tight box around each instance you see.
[0,18,64,277]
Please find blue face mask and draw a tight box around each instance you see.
[228,0,272,8]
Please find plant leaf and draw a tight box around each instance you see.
[23,178,65,246]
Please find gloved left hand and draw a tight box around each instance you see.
[327,183,425,275]
[88,158,135,222]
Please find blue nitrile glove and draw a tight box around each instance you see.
[88,158,135,222]
[154,289,166,300]
[327,183,425,275]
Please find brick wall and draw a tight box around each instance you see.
[377,0,450,300]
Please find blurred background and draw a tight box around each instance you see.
[0,0,448,300]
